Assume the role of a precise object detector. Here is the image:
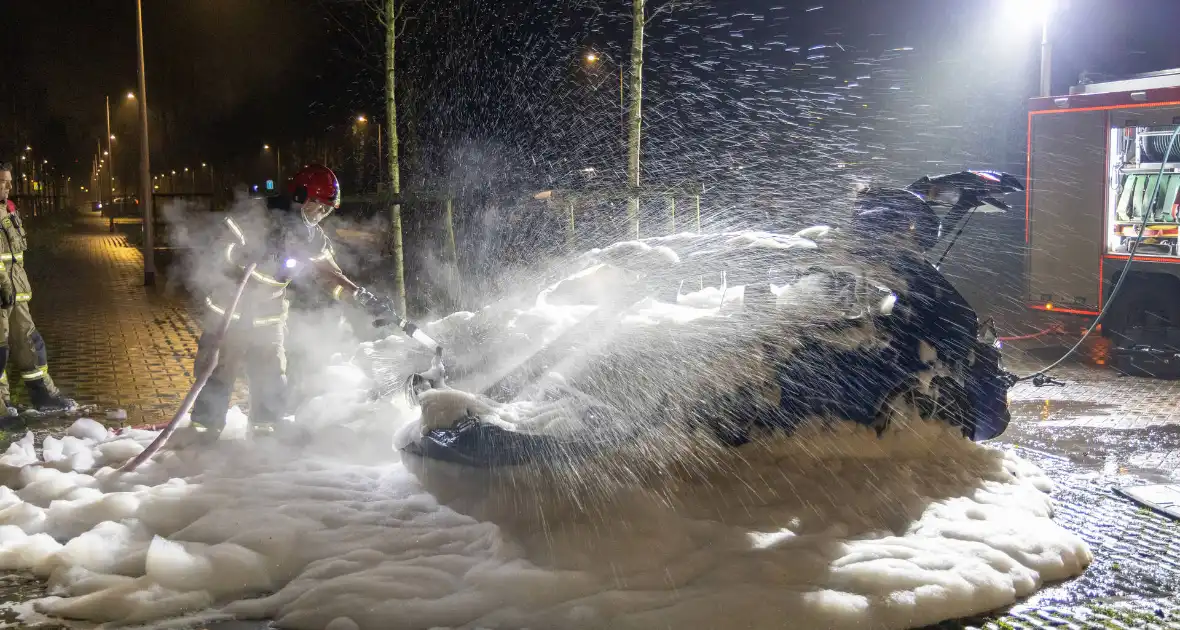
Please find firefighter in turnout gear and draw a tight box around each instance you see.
[0,163,77,416]
[185,164,395,441]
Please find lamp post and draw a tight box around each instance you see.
[1009,0,1056,97]
[357,114,384,190]
[1039,4,1053,97]
[105,96,114,205]
[264,144,280,185]
[133,0,154,287]
[584,50,627,153]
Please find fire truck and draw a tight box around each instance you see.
[1027,68,1180,371]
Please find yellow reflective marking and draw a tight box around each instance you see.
[205,296,242,320]
[250,269,289,287]
[224,217,247,244]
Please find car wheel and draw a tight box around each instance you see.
[930,376,972,438]
[874,378,952,437]
[874,382,917,436]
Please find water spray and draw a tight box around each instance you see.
[372,313,449,400]
[119,263,258,473]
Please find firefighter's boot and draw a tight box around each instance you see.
[26,379,78,413]
[251,415,311,445]
[169,423,222,449]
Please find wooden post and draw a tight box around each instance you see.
[567,198,576,251]
[444,197,458,265]
[668,196,676,234]
[694,194,701,233]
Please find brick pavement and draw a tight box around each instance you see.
[14,211,201,428]
[1002,348,1180,479]
[1006,348,1180,431]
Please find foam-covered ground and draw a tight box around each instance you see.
[0,230,1092,629]
[0,403,1090,630]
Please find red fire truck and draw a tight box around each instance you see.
[1027,68,1180,369]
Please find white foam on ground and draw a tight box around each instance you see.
[0,408,1091,630]
[0,230,1091,629]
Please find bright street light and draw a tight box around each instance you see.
[263,144,270,150]
[585,53,599,63]
[110,134,116,141]
[24,146,31,152]
[1004,0,1056,97]
[126,92,136,100]
[1003,0,1053,22]
[356,114,367,123]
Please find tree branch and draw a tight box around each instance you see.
[646,0,704,25]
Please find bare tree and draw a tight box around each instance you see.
[621,0,702,238]
[626,0,645,239]
[383,0,407,313]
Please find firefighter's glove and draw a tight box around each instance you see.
[355,287,396,318]
[0,284,14,310]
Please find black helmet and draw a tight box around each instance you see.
[850,187,941,252]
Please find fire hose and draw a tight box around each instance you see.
[119,267,446,472]
[119,263,258,473]
[997,322,1066,343]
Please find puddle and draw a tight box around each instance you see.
[1009,399,1117,425]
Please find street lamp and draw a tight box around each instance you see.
[583,49,624,111]
[1005,0,1055,97]
[353,114,384,184]
[263,144,280,183]
[126,92,135,100]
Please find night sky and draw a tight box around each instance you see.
[4,0,1180,188]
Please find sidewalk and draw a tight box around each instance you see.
[12,210,200,429]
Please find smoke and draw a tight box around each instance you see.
[157,194,398,419]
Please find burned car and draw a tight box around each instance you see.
[394,171,1025,469]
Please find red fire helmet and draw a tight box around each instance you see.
[288,164,341,209]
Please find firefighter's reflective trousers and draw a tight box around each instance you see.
[0,281,60,402]
[190,304,289,433]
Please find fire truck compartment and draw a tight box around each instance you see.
[1027,109,1106,311]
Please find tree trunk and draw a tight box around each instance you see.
[626,0,645,239]
[386,0,407,314]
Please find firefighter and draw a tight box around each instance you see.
[184,164,395,442]
[0,162,77,416]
